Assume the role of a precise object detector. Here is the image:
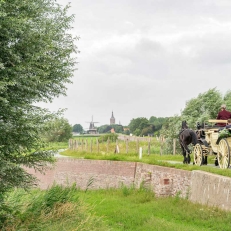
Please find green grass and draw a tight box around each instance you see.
[79,187,231,231]
[46,137,231,178]
[3,185,231,231]
[60,149,231,178]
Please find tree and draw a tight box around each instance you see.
[98,125,112,133]
[128,117,149,136]
[160,88,225,154]
[224,90,231,110]
[0,0,77,204]
[43,117,73,142]
[149,116,168,134]
[98,124,124,134]
[181,88,223,128]
[72,124,83,133]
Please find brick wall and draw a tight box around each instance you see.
[134,163,191,197]
[26,158,136,190]
[25,158,231,211]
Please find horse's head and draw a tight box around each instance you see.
[182,121,188,129]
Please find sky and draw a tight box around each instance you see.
[40,0,231,128]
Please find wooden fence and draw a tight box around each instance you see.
[68,136,179,155]
[68,137,154,155]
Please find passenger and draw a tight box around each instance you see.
[216,104,231,127]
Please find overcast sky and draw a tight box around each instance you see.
[41,0,231,128]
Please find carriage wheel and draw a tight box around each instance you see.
[193,143,203,166]
[217,139,230,169]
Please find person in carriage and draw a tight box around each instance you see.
[216,104,231,127]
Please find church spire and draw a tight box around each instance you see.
[110,111,115,125]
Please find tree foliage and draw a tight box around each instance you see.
[160,88,231,154]
[98,124,124,134]
[43,117,72,142]
[72,124,83,133]
[181,88,223,128]
[149,116,168,135]
[0,0,78,198]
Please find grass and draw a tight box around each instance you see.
[79,187,231,231]
[44,136,231,178]
[60,149,231,178]
[2,184,231,231]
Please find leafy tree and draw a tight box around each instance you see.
[224,90,231,110]
[43,117,72,142]
[140,125,155,136]
[111,124,124,133]
[0,0,77,207]
[181,88,223,129]
[72,124,83,133]
[128,117,149,136]
[98,125,112,133]
[160,116,183,154]
[98,124,124,134]
[149,116,168,134]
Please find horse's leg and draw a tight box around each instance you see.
[214,155,218,166]
[183,149,188,164]
[180,143,187,164]
[180,142,191,164]
[186,152,191,164]
[203,155,207,165]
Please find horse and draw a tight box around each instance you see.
[179,121,198,164]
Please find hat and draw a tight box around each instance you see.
[221,104,226,109]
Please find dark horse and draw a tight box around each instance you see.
[179,121,198,164]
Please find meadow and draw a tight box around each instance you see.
[2,184,231,230]
[59,135,231,178]
[2,135,231,230]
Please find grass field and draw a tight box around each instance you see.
[3,184,231,231]
[48,135,231,178]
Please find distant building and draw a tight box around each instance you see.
[110,128,115,133]
[86,116,99,134]
[110,111,115,125]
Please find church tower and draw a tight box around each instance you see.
[110,111,115,125]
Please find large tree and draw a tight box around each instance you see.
[128,117,149,136]
[181,88,223,128]
[43,117,73,142]
[0,0,78,199]
[72,124,84,133]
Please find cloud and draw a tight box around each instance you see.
[44,0,231,127]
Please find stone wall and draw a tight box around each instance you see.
[134,163,191,197]
[26,158,136,190]
[190,170,231,211]
[26,158,231,211]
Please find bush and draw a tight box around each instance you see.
[98,133,118,142]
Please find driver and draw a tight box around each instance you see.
[216,104,231,126]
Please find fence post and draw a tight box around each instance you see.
[126,139,128,154]
[136,138,139,154]
[82,139,84,151]
[68,139,72,149]
[97,138,99,153]
[139,147,142,159]
[90,139,92,153]
[85,139,87,151]
[107,138,109,153]
[160,135,165,156]
[148,138,151,156]
[173,138,176,155]
[74,139,77,150]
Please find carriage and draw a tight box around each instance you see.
[193,119,231,169]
